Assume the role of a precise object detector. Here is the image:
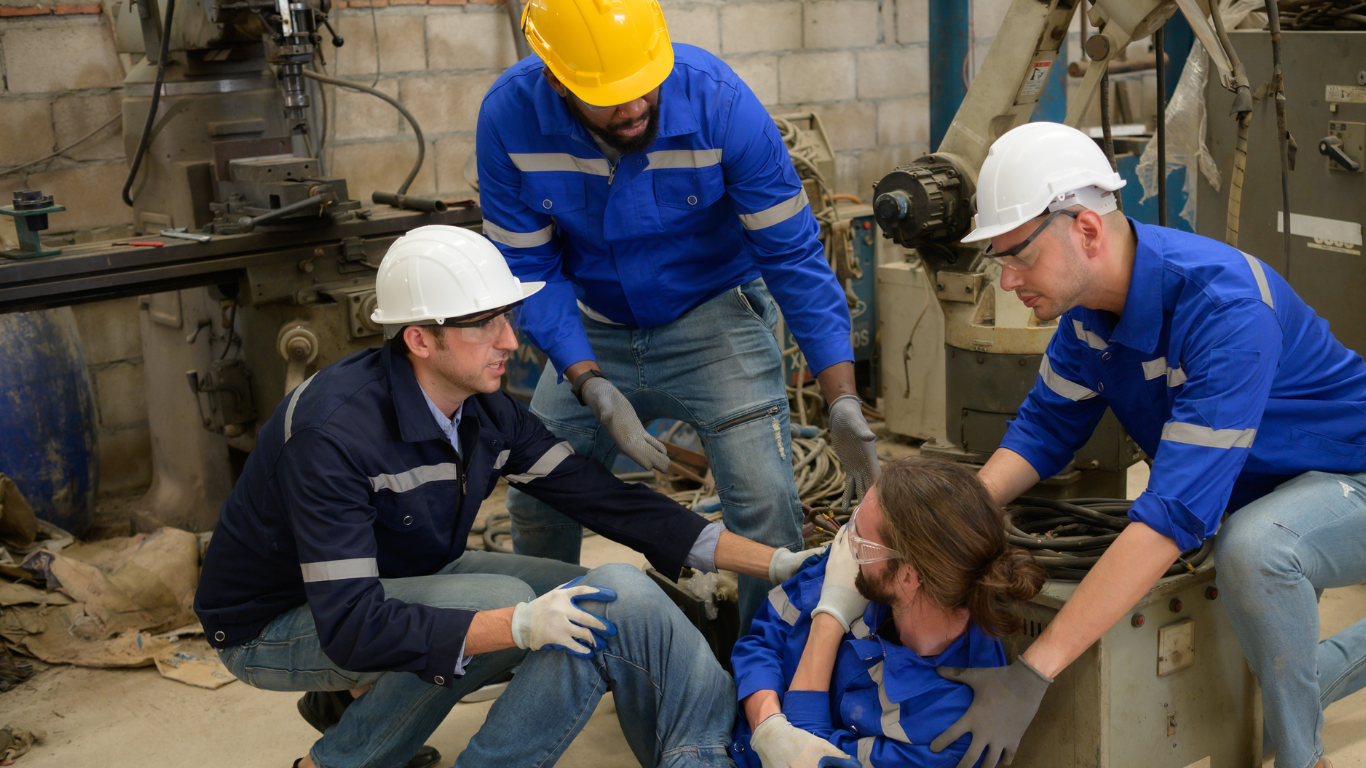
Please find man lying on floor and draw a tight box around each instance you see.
[452,456,1046,768]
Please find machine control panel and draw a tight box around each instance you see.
[1323,121,1365,172]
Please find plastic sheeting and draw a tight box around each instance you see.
[1136,0,1263,229]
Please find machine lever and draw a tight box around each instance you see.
[319,15,344,47]
[237,194,328,233]
[1319,136,1361,172]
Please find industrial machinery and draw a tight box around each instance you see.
[0,0,485,532]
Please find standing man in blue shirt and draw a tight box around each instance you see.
[926,122,1366,768]
[475,0,878,628]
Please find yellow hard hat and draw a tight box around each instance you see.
[521,0,674,108]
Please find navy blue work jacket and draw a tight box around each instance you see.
[475,45,852,377]
[1002,220,1366,551]
[730,555,1003,767]
[194,345,707,688]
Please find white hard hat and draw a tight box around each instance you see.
[371,225,544,337]
[962,122,1126,244]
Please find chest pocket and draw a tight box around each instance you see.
[652,166,726,218]
[518,175,587,218]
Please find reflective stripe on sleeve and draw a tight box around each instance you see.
[1040,355,1099,401]
[767,586,801,626]
[1161,421,1257,449]
[1072,319,1108,351]
[1241,252,1275,309]
[370,463,458,493]
[850,616,871,639]
[645,148,723,170]
[483,220,553,249]
[284,373,318,443]
[868,661,912,743]
[504,441,575,484]
[300,558,379,583]
[508,153,611,176]
[493,449,511,471]
[738,189,810,230]
[1142,357,1187,386]
[857,737,876,767]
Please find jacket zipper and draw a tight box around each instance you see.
[608,158,621,185]
[716,406,780,432]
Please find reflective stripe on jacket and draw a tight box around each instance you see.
[476,45,852,376]
[1001,219,1366,550]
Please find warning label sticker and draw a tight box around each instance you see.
[1326,85,1366,104]
[1020,60,1053,98]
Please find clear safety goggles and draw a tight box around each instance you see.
[846,503,907,565]
[438,303,521,344]
[983,209,1078,272]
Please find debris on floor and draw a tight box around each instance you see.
[154,645,236,690]
[0,724,44,765]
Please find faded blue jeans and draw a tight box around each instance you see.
[1215,470,1366,768]
[216,550,587,768]
[454,564,738,768]
[507,279,805,631]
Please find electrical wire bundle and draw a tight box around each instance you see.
[1007,497,1212,581]
[1274,0,1366,28]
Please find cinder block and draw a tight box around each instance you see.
[804,1,878,49]
[858,144,926,195]
[329,139,437,199]
[1,24,124,93]
[93,362,147,428]
[72,297,142,366]
[23,162,134,233]
[96,426,152,497]
[664,5,719,54]
[778,51,855,104]
[330,78,402,141]
[0,100,55,166]
[334,13,427,77]
[856,46,928,99]
[434,135,477,199]
[428,11,521,71]
[401,72,500,134]
[794,101,876,152]
[53,92,123,161]
[834,152,860,197]
[726,56,778,106]
[720,2,801,55]
[876,95,929,146]
[896,0,927,44]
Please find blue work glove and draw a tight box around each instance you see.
[510,576,618,658]
[817,759,861,768]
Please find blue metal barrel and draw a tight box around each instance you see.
[0,308,99,536]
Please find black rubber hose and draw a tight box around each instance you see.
[1155,26,1167,227]
[300,68,425,196]
[1007,497,1212,580]
[1265,0,1294,278]
[1099,71,1123,213]
[121,0,176,207]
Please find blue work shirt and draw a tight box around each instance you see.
[1002,220,1366,551]
[194,345,709,688]
[730,555,1004,767]
[475,45,853,377]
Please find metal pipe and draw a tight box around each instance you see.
[928,0,971,150]
[1155,26,1167,227]
[371,191,447,213]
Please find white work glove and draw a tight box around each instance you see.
[580,377,671,473]
[827,395,879,513]
[751,714,854,768]
[769,544,828,584]
[510,576,618,658]
[810,527,869,631]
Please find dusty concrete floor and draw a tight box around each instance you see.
[5,462,1365,768]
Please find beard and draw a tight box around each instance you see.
[855,567,899,606]
[1022,234,1091,322]
[568,98,661,155]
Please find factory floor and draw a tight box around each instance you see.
[5,462,1366,768]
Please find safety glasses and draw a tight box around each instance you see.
[846,503,907,565]
[439,303,521,344]
[983,209,1078,272]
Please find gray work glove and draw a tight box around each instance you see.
[580,377,671,473]
[827,395,880,512]
[810,526,868,631]
[930,657,1054,768]
[750,714,853,768]
[768,543,828,584]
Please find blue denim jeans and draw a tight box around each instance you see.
[216,550,587,768]
[454,564,738,768]
[1214,470,1366,768]
[507,279,805,631]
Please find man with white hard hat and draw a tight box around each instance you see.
[476,0,879,629]
[193,225,820,768]
[924,122,1366,768]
